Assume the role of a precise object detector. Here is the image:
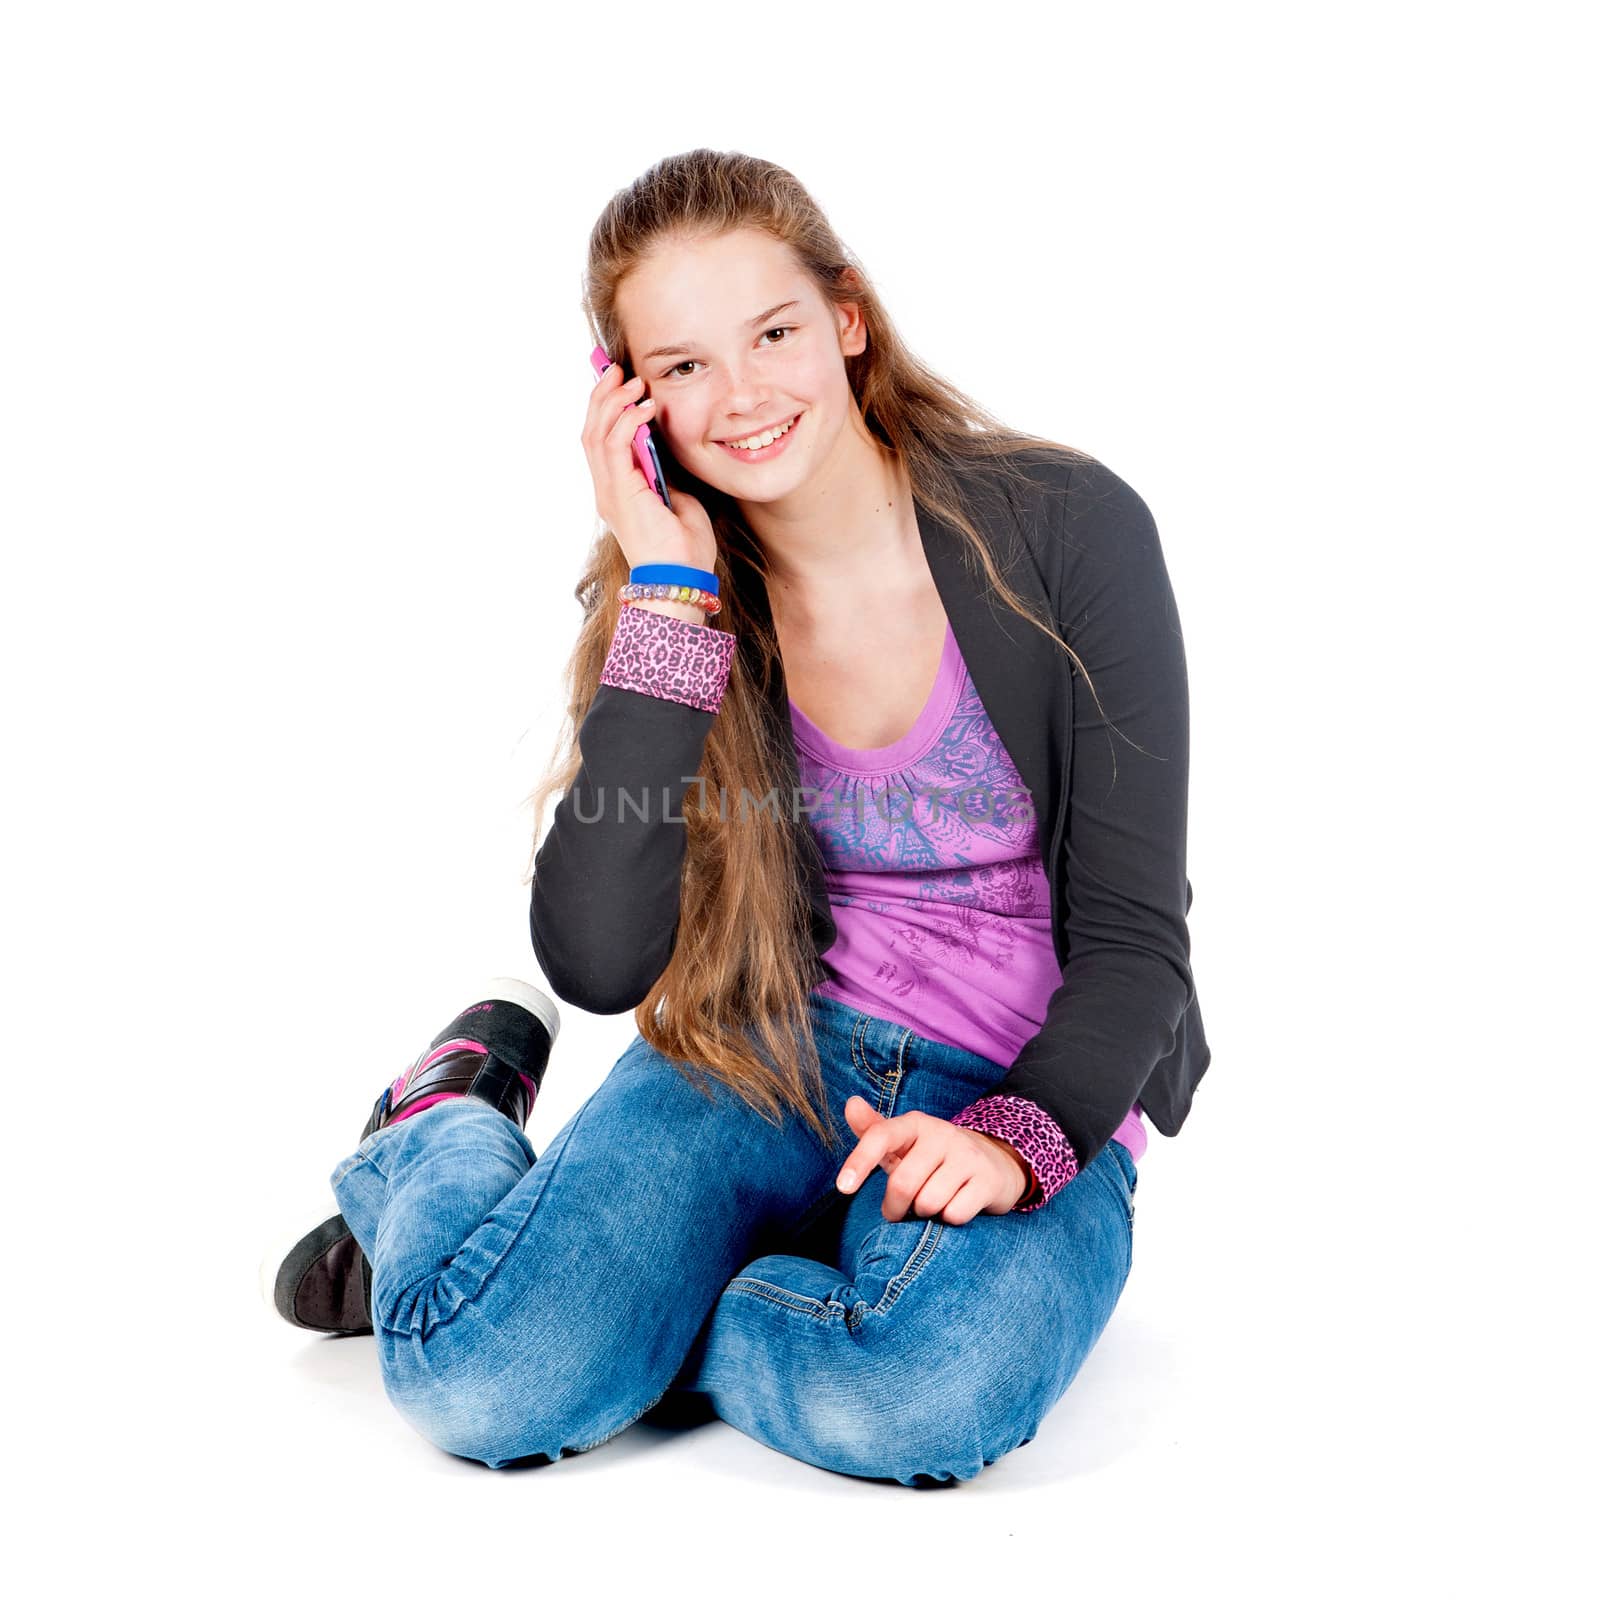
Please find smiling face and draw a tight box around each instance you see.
[614,227,867,505]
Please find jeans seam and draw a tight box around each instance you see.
[1091,1151,1135,1235]
[866,1217,943,1316]
[722,1276,848,1323]
[851,1011,906,1112]
[723,1216,945,1327]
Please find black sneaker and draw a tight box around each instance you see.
[259,977,560,1335]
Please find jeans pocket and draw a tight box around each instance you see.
[844,1013,913,1107]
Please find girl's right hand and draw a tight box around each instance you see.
[583,359,717,575]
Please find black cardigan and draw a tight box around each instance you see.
[529,449,1211,1176]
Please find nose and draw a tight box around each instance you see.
[714,358,774,422]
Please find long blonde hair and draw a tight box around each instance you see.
[522,148,1103,1153]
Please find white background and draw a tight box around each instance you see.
[4,1,1591,1593]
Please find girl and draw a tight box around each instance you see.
[264,148,1210,1485]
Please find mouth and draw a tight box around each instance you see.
[714,410,803,462]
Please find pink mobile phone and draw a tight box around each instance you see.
[590,344,673,510]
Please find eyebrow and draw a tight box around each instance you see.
[639,300,802,363]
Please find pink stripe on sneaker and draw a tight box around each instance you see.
[420,1039,488,1070]
[392,1038,489,1100]
[384,1039,535,1129]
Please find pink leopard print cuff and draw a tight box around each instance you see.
[950,1094,1080,1213]
[599,604,737,714]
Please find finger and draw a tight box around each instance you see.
[602,390,651,459]
[837,1113,918,1194]
[583,356,626,426]
[843,1094,881,1133]
[583,367,648,447]
[583,376,644,502]
[607,378,651,426]
[909,1154,975,1223]
[836,1143,874,1194]
[879,1138,949,1222]
[604,387,656,468]
[938,1176,986,1227]
[590,399,661,516]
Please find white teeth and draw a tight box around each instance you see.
[725,415,795,450]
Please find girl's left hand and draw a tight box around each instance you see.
[836,1095,1032,1224]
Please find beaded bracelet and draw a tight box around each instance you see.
[630,562,719,598]
[618,581,723,616]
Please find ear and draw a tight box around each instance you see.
[833,276,869,359]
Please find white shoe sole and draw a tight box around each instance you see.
[472,975,561,1045]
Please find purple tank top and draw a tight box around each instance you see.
[789,619,1146,1161]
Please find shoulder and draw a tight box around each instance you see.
[973,445,1164,592]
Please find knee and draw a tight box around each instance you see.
[798,1398,1017,1484]
[391,1369,596,1468]
[380,1338,640,1470]
[792,1359,1030,1485]
[402,1380,527,1466]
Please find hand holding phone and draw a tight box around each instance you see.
[584,344,717,577]
[590,346,672,509]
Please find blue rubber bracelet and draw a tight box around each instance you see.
[630,562,719,597]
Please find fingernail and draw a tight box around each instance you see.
[839,1170,858,1191]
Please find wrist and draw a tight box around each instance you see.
[627,599,712,625]
[974,1130,1035,1204]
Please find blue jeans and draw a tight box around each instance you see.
[329,990,1137,1483]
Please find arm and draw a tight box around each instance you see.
[951,457,1200,1211]
[528,604,736,1012]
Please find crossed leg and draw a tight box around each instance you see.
[328,1031,848,1469]
[664,1139,1137,1485]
